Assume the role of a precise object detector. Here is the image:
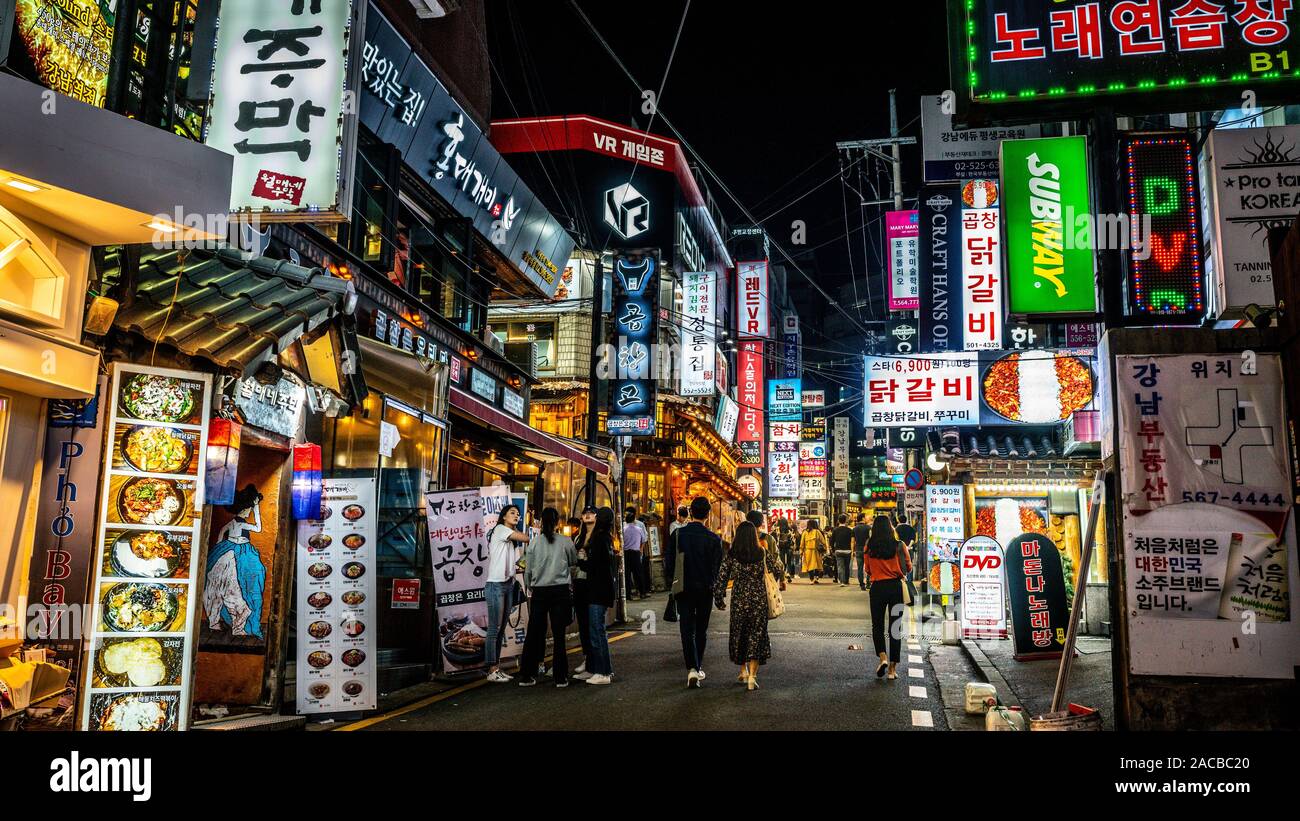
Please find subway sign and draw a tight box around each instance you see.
[1121,132,1205,322]
[952,0,1300,118]
[1000,136,1098,317]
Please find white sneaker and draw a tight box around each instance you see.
[574,662,587,675]
[486,670,512,683]
[585,674,612,685]
[573,671,594,681]
[687,669,700,688]
[696,669,707,681]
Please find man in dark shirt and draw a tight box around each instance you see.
[895,515,918,576]
[830,514,854,586]
[663,496,724,688]
[852,512,872,590]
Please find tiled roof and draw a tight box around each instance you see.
[110,247,349,377]
[939,430,1060,459]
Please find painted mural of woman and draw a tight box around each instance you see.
[204,484,266,639]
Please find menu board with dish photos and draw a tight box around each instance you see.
[81,364,211,732]
[295,478,378,715]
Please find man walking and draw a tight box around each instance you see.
[663,496,723,688]
[852,512,871,590]
[830,514,854,586]
[622,508,647,601]
[895,514,917,573]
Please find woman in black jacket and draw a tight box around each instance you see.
[576,507,616,685]
[571,507,596,679]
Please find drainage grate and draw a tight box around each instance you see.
[767,631,871,639]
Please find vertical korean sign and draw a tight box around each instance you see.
[737,260,770,337]
[296,478,379,714]
[782,313,800,378]
[917,184,963,352]
[1005,533,1070,660]
[886,210,920,311]
[1000,136,1097,316]
[679,272,716,396]
[832,416,849,490]
[607,255,659,436]
[737,340,765,467]
[925,485,965,565]
[959,181,1002,349]
[207,0,358,218]
[82,365,211,732]
[424,488,502,675]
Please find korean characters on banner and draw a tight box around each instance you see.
[296,478,379,714]
[920,94,1042,182]
[1000,137,1098,317]
[959,180,1002,350]
[82,365,212,732]
[799,439,827,478]
[959,536,1008,640]
[926,485,965,566]
[737,261,770,337]
[607,255,660,436]
[1116,354,1290,519]
[206,0,358,217]
[769,502,800,524]
[737,340,765,466]
[865,353,978,428]
[768,378,801,421]
[679,272,716,397]
[801,476,828,502]
[886,211,920,311]
[1005,534,1070,660]
[1128,530,1288,623]
[768,449,799,499]
[832,417,850,484]
[918,185,964,352]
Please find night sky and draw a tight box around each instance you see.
[486,1,951,360]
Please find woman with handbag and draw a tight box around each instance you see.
[746,510,784,589]
[800,519,829,583]
[713,521,775,691]
[484,505,530,684]
[865,515,912,681]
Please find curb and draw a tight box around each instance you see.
[958,638,1018,707]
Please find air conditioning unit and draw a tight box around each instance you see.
[482,327,505,355]
[408,0,459,18]
[503,341,538,380]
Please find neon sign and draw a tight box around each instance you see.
[1122,133,1205,322]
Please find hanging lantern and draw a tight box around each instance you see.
[292,443,322,520]
[205,418,242,506]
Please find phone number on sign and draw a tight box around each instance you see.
[1180,491,1286,507]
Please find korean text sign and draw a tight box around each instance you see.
[959,181,1003,349]
[926,485,965,565]
[207,0,355,217]
[606,255,659,436]
[1000,136,1097,316]
[737,340,765,466]
[886,210,920,311]
[737,260,770,337]
[680,272,717,396]
[1005,533,1070,659]
[960,536,1008,639]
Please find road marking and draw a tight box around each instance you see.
[909,686,927,699]
[908,654,922,664]
[907,667,923,679]
[907,643,920,650]
[911,710,934,728]
[337,631,637,731]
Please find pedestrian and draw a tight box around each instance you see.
[830,514,854,586]
[852,512,871,591]
[669,505,688,536]
[664,495,724,688]
[622,507,647,601]
[746,509,784,588]
[775,518,797,583]
[484,504,530,683]
[517,508,577,688]
[800,518,829,583]
[895,514,918,571]
[865,515,912,681]
[576,507,618,685]
[713,521,773,691]
[572,506,597,678]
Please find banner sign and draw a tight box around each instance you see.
[680,271,717,396]
[714,394,740,444]
[926,485,965,565]
[801,423,826,442]
[737,340,765,466]
[769,501,800,523]
[887,427,926,448]
[959,180,1003,349]
[1116,354,1290,520]
[886,210,921,310]
[802,390,826,409]
[207,0,356,218]
[801,476,828,501]
[1128,529,1287,623]
[769,450,799,498]
[768,377,802,421]
[960,536,1008,639]
[904,488,926,517]
[1121,132,1205,322]
[1005,533,1070,660]
[82,365,212,732]
[833,416,850,482]
[769,421,802,442]
[607,255,659,436]
[737,260,770,337]
[1205,125,1300,311]
[918,184,964,351]
[1001,136,1098,316]
[920,94,1040,181]
[783,330,801,378]
[296,477,379,714]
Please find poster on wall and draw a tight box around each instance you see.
[10,0,115,107]
[81,365,212,732]
[959,536,1007,640]
[1005,533,1070,661]
[679,272,717,397]
[295,477,379,714]
[925,485,964,565]
[1126,529,1288,624]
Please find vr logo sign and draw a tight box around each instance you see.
[604,183,650,239]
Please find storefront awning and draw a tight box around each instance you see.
[450,387,610,476]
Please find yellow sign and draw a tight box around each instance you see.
[14,0,114,108]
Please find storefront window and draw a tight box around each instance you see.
[376,401,446,580]
[115,0,207,140]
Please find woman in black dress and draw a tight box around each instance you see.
[714,521,772,691]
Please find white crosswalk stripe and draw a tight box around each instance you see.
[909,686,927,698]
[911,710,934,728]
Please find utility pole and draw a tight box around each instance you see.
[584,254,605,509]
[890,88,903,212]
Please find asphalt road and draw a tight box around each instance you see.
[359,579,949,731]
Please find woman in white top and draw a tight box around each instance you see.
[484,505,529,682]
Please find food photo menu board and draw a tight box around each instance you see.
[295,478,379,714]
[81,364,212,731]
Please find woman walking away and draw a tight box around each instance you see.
[746,510,784,588]
[517,508,577,688]
[576,507,618,685]
[713,521,772,691]
[865,515,912,681]
[484,504,530,683]
[800,519,828,583]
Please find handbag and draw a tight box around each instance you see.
[763,552,785,619]
[898,543,916,605]
[670,535,686,597]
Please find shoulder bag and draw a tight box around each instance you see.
[763,552,785,619]
[899,542,917,605]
